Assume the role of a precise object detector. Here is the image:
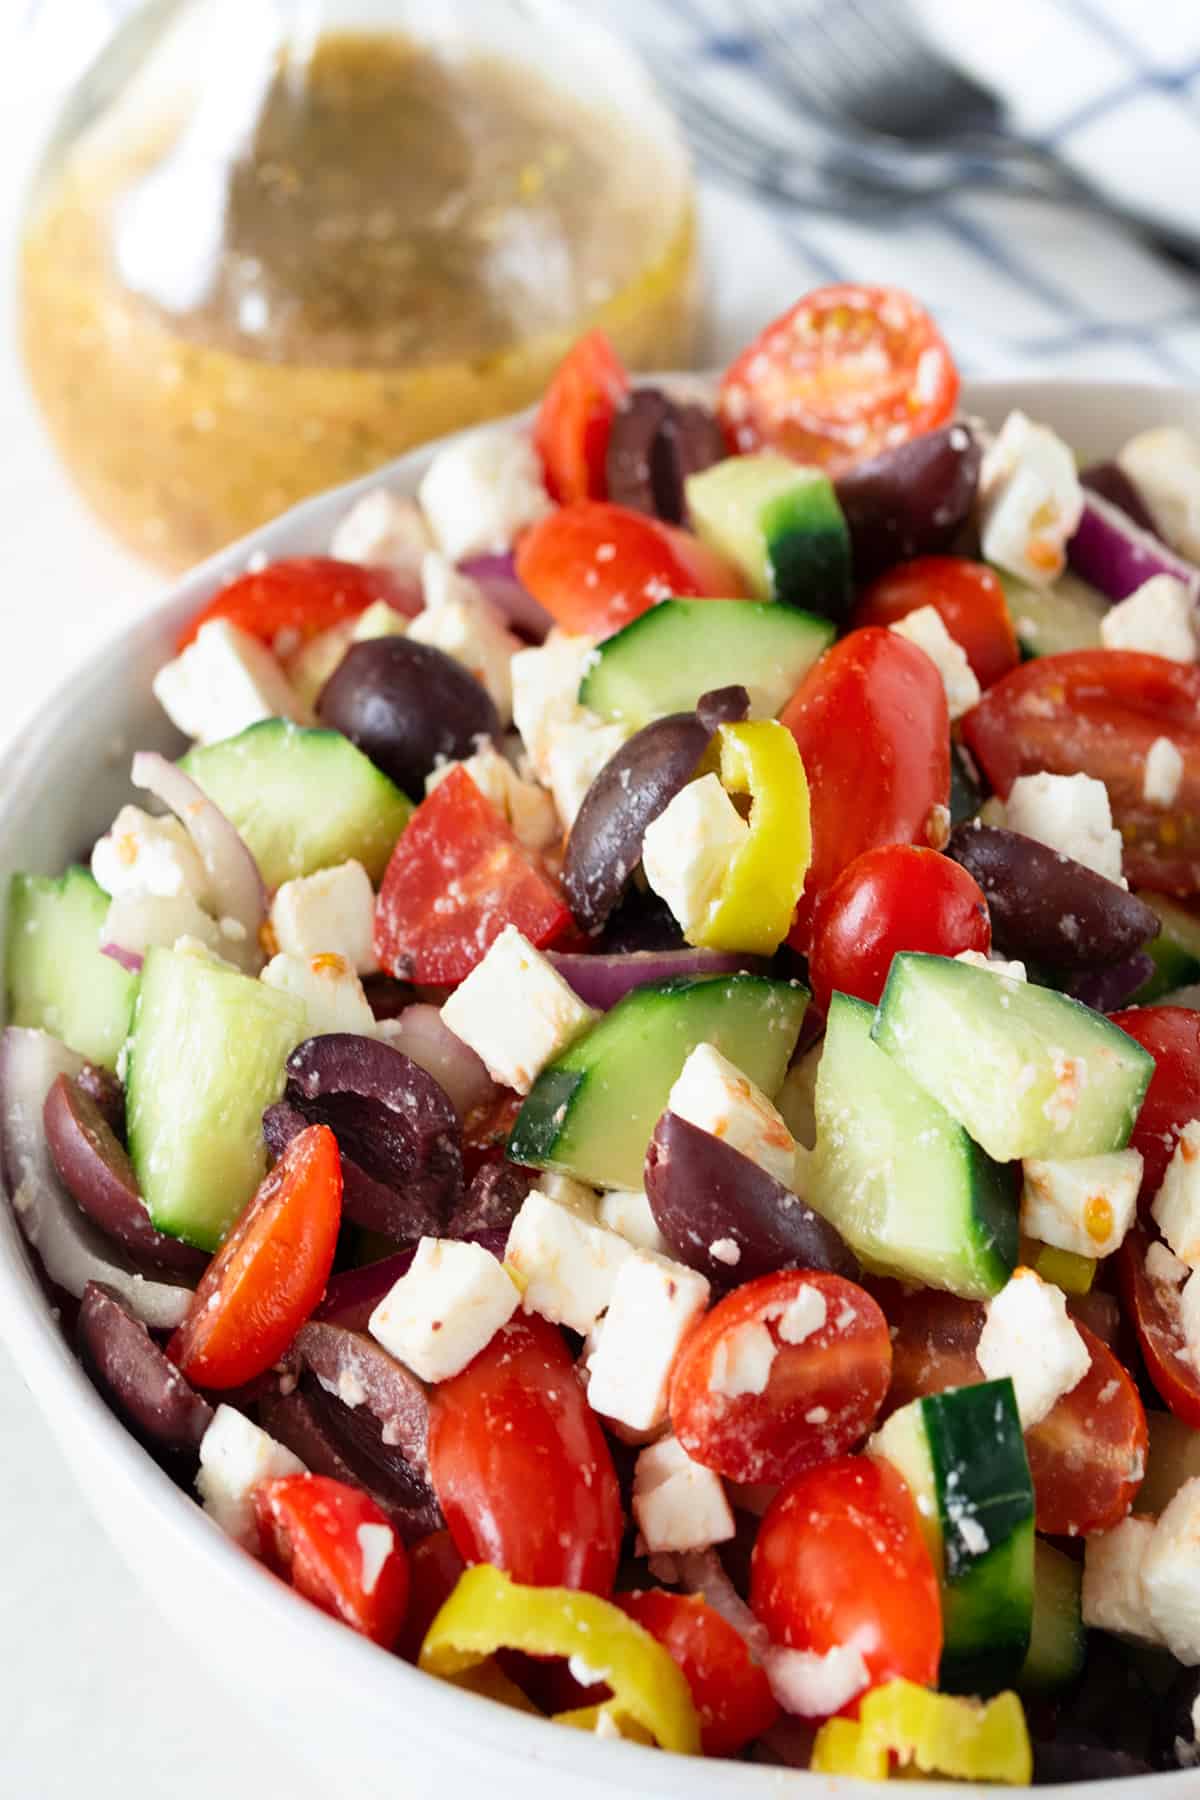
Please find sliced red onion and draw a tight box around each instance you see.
[379,1004,498,1120]
[1079,461,1158,534]
[1067,489,1200,604]
[0,1027,193,1329]
[546,948,764,1012]
[675,1549,770,1663]
[101,939,144,974]
[130,752,266,970]
[459,553,553,641]
[101,893,223,974]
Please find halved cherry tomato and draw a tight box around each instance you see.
[428,1312,623,1594]
[255,1473,410,1648]
[808,844,990,1014]
[176,556,419,653]
[668,1271,892,1486]
[514,501,746,639]
[534,329,629,504]
[780,629,951,950]
[616,1590,778,1756]
[719,285,958,472]
[1109,1005,1196,1200]
[1118,1221,1200,1428]
[750,1454,941,1706]
[397,1529,467,1663]
[374,765,572,985]
[852,557,1019,690]
[167,1124,341,1389]
[961,651,1200,895]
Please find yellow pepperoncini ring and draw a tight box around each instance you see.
[693,719,810,956]
[810,1680,1032,1785]
[419,1565,701,1755]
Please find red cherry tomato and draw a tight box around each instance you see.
[534,329,629,504]
[962,651,1200,895]
[176,557,419,653]
[428,1312,623,1594]
[750,1454,942,1707]
[808,844,990,1014]
[255,1474,410,1648]
[719,284,958,472]
[852,556,1019,690]
[1109,1005,1197,1200]
[374,765,572,985]
[397,1529,467,1663]
[615,1590,778,1756]
[780,629,951,950]
[167,1124,341,1389]
[515,501,746,639]
[1118,1221,1200,1428]
[668,1271,892,1486]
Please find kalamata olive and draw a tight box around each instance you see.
[293,1319,430,1475]
[1080,461,1158,534]
[258,1377,441,1539]
[1063,951,1156,1013]
[605,387,726,525]
[75,1062,125,1137]
[317,637,500,798]
[362,974,416,1023]
[834,423,982,583]
[1032,1741,1153,1785]
[1151,1664,1200,1770]
[78,1281,212,1454]
[946,823,1159,970]
[44,1076,207,1277]
[449,1161,531,1236]
[263,1098,431,1240]
[593,887,684,954]
[695,684,751,734]
[644,1112,859,1288]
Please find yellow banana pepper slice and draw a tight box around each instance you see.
[695,719,810,956]
[811,1680,1032,1785]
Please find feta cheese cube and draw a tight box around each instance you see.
[979,411,1084,587]
[369,1237,518,1383]
[764,1644,871,1720]
[505,1186,633,1333]
[1143,1476,1200,1663]
[153,619,305,745]
[330,488,431,570]
[1144,736,1185,807]
[351,600,410,642]
[1181,1270,1200,1375]
[597,1187,671,1256]
[954,949,1028,982]
[631,1435,735,1554]
[544,713,629,830]
[196,1405,306,1549]
[417,424,553,563]
[1005,771,1125,886]
[1147,1239,1190,1288]
[1020,1150,1142,1260]
[668,1042,797,1188]
[1117,426,1200,562]
[269,860,378,976]
[1082,1516,1165,1648]
[440,925,596,1094]
[426,745,558,852]
[261,951,378,1037]
[510,632,598,780]
[642,776,751,943]
[1152,1121,1200,1266]
[92,804,210,905]
[585,1250,710,1432]
[1099,575,1198,664]
[889,606,981,720]
[407,553,522,723]
[976,1266,1090,1428]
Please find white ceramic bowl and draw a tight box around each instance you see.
[2,381,1198,1800]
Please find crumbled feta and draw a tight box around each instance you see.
[978,411,1084,588]
[417,424,553,562]
[505,1185,633,1334]
[976,1267,1090,1428]
[1143,1477,1200,1663]
[1181,1271,1200,1375]
[1020,1150,1142,1260]
[764,1643,871,1720]
[1152,1122,1200,1265]
[1005,771,1125,886]
[510,632,598,783]
[153,619,305,744]
[1144,736,1185,808]
[954,949,1028,982]
[709,1237,742,1267]
[330,488,431,569]
[667,1042,797,1188]
[1147,1239,1189,1288]
[544,712,629,830]
[91,804,210,906]
[1082,1515,1165,1648]
[269,860,378,976]
[1099,575,1198,664]
[596,1187,671,1257]
[631,1435,735,1554]
[426,745,558,852]
[585,1250,710,1432]
[709,1322,776,1399]
[1117,426,1200,562]
[356,1522,396,1597]
[261,951,378,1037]
[889,606,981,720]
[407,553,522,723]
[368,1237,518,1383]
[642,777,751,943]
[196,1405,306,1549]
[439,924,597,1094]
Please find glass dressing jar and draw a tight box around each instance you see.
[20,0,699,569]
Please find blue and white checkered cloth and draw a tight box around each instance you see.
[605,0,1200,382]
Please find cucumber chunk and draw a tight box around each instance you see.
[127,946,307,1249]
[5,867,137,1071]
[996,568,1108,659]
[873,954,1154,1162]
[810,993,1016,1299]
[578,599,833,730]
[181,719,412,888]
[1133,895,1200,1004]
[508,973,807,1191]
[873,1378,1035,1694]
[685,453,852,621]
[1018,1540,1086,1695]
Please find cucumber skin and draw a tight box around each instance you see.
[5,868,137,1072]
[763,482,852,623]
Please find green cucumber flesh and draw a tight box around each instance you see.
[996,568,1109,659]
[5,867,137,1071]
[685,453,851,620]
[578,599,833,730]
[1132,895,1200,1004]
[508,973,807,1191]
[1018,1540,1086,1695]
[873,953,1154,1162]
[810,993,1016,1299]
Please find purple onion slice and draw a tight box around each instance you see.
[458,553,553,641]
[131,752,265,971]
[1067,488,1200,604]
[547,948,764,1012]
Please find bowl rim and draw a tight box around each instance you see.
[2,377,1197,1799]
